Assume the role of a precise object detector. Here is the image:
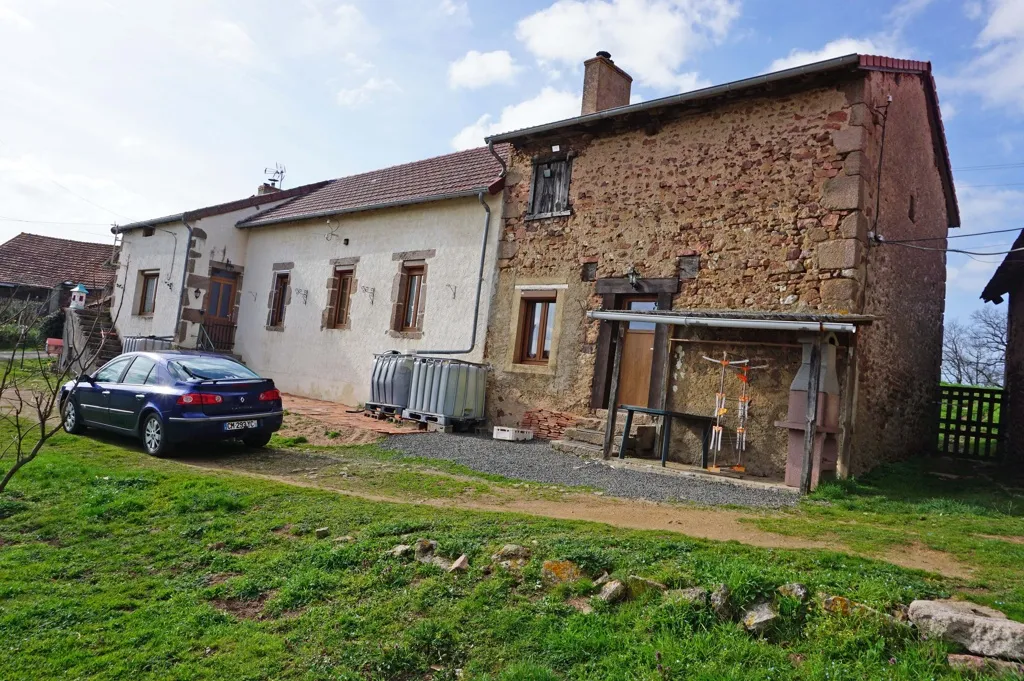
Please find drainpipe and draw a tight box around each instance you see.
[415,190,491,356]
[175,217,195,345]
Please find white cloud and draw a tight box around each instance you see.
[768,37,890,72]
[514,0,739,91]
[964,1,983,20]
[336,77,401,108]
[451,87,580,150]
[201,20,258,66]
[294,3,377,55]
[0,5,32,30]
[448,50,520,89]
[438,0,469,21]
[947,0,1024,112]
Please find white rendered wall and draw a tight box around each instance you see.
[234,194,502,405]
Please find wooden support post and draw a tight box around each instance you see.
[603,321,625,460]
[800,334,822,495]
[837,337,858,479]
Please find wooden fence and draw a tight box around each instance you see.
[937,385,1004,458]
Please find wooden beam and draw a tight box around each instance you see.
[603,321,625,460]
[800,335,822,495]
[837,335,858,479]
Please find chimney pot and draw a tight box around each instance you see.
[582,52,632,115]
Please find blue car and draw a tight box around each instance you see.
[60,351,284,456]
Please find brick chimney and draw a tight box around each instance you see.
[581,51,632,115]
[257,183,280,196]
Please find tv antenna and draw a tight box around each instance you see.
[264,163,286,189]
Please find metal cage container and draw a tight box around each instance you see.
[368,352,415,409]
[403,357,486,425]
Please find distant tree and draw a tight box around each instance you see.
[942,308,1007,387]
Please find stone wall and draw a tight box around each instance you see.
[847,70,951,473]
[484,69,951,477]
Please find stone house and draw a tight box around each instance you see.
[0,232,115,312]
[981,229,1023,463]
[483,53,958,482]
[111,147,506,404]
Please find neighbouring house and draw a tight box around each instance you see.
[0,232,115,312]
[981,228,1023,463]
[483,53,958,484]
[111,146,506,404]
[111,181,329,347]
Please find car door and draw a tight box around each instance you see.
[78,356,132,426]
[107,355,157,431]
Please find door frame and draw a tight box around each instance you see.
[590,278,679,410]
[207,270,239,323]
[617,295,658,408]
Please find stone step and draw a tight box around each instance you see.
[550,439,612,458]
[564,427,625,447]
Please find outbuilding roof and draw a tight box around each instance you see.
[112,180,331,233]
[236,145,509,229]
[0,232,114,290]
[486,53,958,228]
[980,229,1024,304]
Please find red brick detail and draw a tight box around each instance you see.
[521,408,579,441]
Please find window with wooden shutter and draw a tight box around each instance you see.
[332,268,354,328]
[269,272,289,327]
[528,158,571,217]
[396,265,425,331]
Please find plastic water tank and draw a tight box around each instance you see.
[407,357,486,421]
[369,352,415,408]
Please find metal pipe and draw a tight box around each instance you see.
[415,191,492,356]
[588,310,859,334]
[174,217,195,344]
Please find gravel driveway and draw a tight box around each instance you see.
[381,433,798,508]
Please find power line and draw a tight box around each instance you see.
[880,227,1023,244]
[875,237,1024,257]
[955,162,1024,172]
[0,215,112,226]
[960,182,1024,188]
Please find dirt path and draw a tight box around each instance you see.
[174,448,974,579]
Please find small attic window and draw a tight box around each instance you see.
[142,226,155,237]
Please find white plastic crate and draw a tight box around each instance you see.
[492,426,534,442]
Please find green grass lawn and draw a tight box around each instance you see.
[752,459,1024,621]
[0,430,1015,680]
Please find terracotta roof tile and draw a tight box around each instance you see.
[0,233,114,290]
[239,145,508,228]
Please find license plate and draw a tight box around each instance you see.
[224,420,259,431]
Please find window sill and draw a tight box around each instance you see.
[389,329,423,340]
[326,325,350,331]
[506,362,556,376]
[134,313,155,319]
[265,325,284,332]
[524,210,572,222]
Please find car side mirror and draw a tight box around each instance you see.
[77,373,95,384]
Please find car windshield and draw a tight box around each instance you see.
[168,356,261,381]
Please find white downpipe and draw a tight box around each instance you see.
[587,310,858,334]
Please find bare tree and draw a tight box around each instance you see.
[942,308,1008,387]
[0,267,126,493]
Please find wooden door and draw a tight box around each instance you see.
[617,298,656,407]
[207,270,237,322]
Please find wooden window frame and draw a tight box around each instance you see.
[137,272,159,316]
[396,264,425,332]
[526,156,572,219]
[332,268,354,329]
[269,272,289,328]
[514,291,558,365]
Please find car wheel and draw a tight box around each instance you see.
[242,432,273,448]
[141,413,171,457]
[62,399,85,434]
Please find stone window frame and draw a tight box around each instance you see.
[135,270,160,317]
[504,281,568,376]
[266,263,292,331]
[389,250,434,340]
[525,152,573,221]
[323,256,359,331]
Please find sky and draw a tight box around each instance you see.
[1,0,1022,324]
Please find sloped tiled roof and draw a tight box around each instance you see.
[238,145,508,228]
[981,229,1024,304]
[0,232,114,290]
[113,180,331,233]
